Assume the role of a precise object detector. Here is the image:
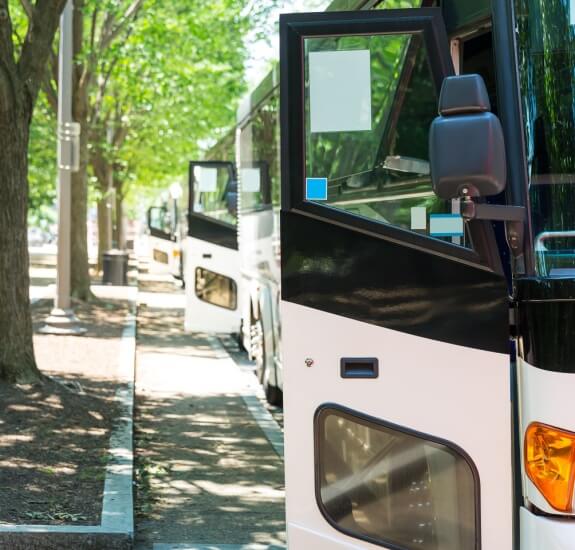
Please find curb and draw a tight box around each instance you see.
[0,294,137,549]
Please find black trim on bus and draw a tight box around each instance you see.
[279,7,504,275]
[147,207,177,242]
[188,213,238,251]
[281,210,509,354]
[516,278,575,373]
[491,0,534,275]
[148,227,176,242]
[314,403,482,550]
[188,160,238,250]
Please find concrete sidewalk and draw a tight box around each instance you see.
[134,271,286,550]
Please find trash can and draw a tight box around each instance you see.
[102,249,129,285]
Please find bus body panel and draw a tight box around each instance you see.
[288,522,387,549]
[282,300,513,549]
[183,235,241,334]
[148,233,179,275]
[520,507,575,550]
[238,206,282,393]
[519,357,575,515]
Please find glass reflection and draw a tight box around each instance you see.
[303,31,468,246]
[317,409,477,550]
[191,165,237,226]
[516,0,575,276]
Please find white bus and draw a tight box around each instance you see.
[146,183,187,281]
[183,160,241,334]
[277,0,575,549]
[236,68,283,405]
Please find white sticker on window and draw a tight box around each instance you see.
[195,166,218,192]
[309,49,372,133]
[240,168,261,192]
[411,207,427,230]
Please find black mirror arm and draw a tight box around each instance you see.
[462,198,526,261]
[461,199,525,222]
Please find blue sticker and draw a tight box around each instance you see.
[429,214,464,237]
[306,178,328,201]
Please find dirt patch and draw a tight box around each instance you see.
[0,298,129,526]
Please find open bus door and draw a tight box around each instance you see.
[147,204,178,273]
[280,9,513,549]
[184,160,241,334]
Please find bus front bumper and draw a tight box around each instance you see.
[521,506,575,550]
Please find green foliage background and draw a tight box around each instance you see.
[25,0,267,225]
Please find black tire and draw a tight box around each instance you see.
[252,304,283,407]
[265,377,283,407]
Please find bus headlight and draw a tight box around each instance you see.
[525,422,575,512]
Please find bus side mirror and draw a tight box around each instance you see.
[429,74,506,200]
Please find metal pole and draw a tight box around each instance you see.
[55,0,73,311]
[41,0,85,335]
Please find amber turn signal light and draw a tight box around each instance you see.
[525,422,575,513]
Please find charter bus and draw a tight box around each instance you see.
[236,68,283,405]
[278,0,575,549]
[146,183,187,281]
[177,77,284,403]
[182,130,242,334]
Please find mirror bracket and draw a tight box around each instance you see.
[461,199,525,223]
[461,198,526,258]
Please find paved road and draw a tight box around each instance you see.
[134,267,286,550]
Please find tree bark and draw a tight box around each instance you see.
[115,194,124,249]
[70,119,93,300]
[0,117,42,383]
[114,178,124,249]
[69,0,93,300]
[97,196,112,272]
[0,0,67,383]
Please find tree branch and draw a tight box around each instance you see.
[41,75,58,112]
[19,0,33,19]
[99,0,143,52]
[89,50,122,126]
[17,0,68,113]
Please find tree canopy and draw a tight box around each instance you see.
[27,0,267,229]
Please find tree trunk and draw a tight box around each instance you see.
[0,116,42,383]
[114,179,125,249]
[114,194,123,249]
[0,0,67,384]
[97,197,112,272]
[70,126,93,300]
[69,0,93,301]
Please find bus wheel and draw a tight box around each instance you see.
[251,317,265,382]
[265,377,283,407]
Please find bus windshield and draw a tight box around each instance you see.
[516,0,575,277]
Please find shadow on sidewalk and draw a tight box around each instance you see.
[135,391,286,548]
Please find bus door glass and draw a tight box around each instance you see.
[280,8,513,550]
[184,160,241,334]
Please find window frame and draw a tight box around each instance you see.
[194,266,238,311]
[238,89,281,212]
[314,403,482,550]
[238,160,273,214]
[188,160,238,228]
[147,206,177,242]
[280,8,501,273]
